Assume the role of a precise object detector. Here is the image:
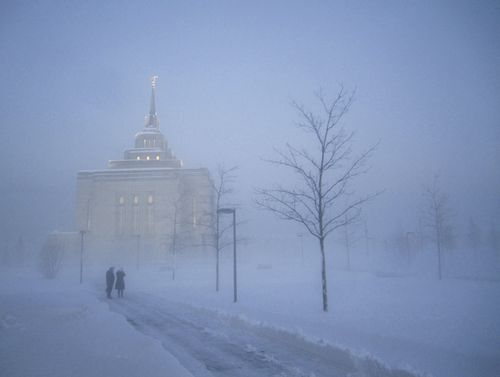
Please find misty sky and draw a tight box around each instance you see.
[0,0,499,246]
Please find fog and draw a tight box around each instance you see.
[1,1,499,376]
[1,1,498,244]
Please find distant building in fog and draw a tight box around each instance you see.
[74,77,214,264]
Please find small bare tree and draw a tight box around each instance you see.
[213,165,238,291]
[422,174,453,280]
[341,213,360,271]
[488,223,500,263]
[161,184,195,280]
[467,218,482,253]
[39,234,64,279]
[256,87,378,312]
[186,164,243,290]
[168,199,181,280]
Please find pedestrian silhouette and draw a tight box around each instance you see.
[106,267,115,299]
[115,268,126,298]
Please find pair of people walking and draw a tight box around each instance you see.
[106,267,126,298]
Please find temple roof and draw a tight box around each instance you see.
[108,76,182,169]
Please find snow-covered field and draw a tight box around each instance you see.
[1,257,499,377]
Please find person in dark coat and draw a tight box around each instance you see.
[106,267,115,299]
[115,268,126,298]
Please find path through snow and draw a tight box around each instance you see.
[107,292,418,377]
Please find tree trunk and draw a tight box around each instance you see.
[434,212,442,280]
[172,210,177,281]
[216,212,220,292]
[436,227,442,280]
[320,237,328,312]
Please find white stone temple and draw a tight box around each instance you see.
[74,77,215,265]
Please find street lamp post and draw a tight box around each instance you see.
[79,198,91,284]
[217,208,237,303]
[79,230,86,284]
[406,231,414,267]
[136,234,141,270]
[216,211,220,292]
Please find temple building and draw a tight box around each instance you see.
[74,77,215,265]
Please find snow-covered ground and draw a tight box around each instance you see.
[1,257,499,377]
[128,257,500,377]
[0,269,193,377]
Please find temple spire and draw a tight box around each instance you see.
[146,76,159,128]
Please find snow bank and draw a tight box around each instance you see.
[0,269,193,377]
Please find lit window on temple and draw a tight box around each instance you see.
[148,194,154,204]
[119,196,125,205]
[146,156,150,160]
[156,155,160,160]
[133,195,139,205]
[136,156,140,160]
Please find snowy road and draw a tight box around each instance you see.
[107,293,416,377]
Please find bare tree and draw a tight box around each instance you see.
[467,218,482,253]
[159,181,195,280]
[256,87,378,312]
[391,229,416,268]
[180,164,242,290]
[487,222,499,258]
[213,165,238,291]
[167,199,181,280]
[422,174,453,280]
[214,165,238,239]
[39,234,64,279]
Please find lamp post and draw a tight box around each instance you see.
[217,208,237,303]
[216,210,220,292]
[406,231,415,267]
[135,234,141,270]
[80,198,91,284]
[79,230,86,284]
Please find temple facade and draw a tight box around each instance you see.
[74,77,215,265]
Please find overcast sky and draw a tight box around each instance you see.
[0,0,499,246]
